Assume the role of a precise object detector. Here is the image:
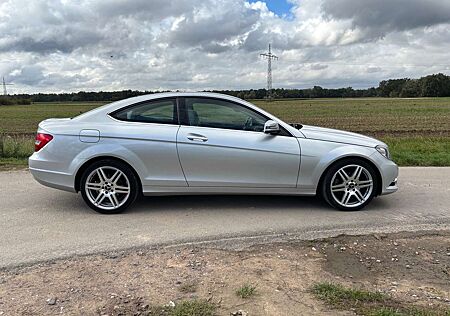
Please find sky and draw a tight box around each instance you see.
[1,0,450,94]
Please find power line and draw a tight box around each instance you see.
[260,44,278,100]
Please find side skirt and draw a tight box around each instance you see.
[142,186,316,196]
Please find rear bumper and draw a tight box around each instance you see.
[29,155,76,193]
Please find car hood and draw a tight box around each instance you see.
[299,125,385,147]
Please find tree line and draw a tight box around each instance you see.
[3,73,450,104]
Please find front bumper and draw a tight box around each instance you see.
[370,151,399,195]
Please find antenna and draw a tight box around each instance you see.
[2,77,13,96]
[260,44,278,100]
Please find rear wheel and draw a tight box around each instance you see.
[80,160,139,214]
[321,159,378,211]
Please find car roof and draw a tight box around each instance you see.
[74,92,254,121]
[72,92,304,138]
[112,92,246,105]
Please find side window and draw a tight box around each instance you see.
[185,98,267,132]
[111,99,177,125]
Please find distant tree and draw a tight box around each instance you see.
[418,73,450,97]
[378,78,409,97]
[400,79,421,97]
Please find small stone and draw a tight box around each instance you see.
[391,282,398,286]
[340,247,346,251]
[406,264,412,269]
[311,247,317,251]
[231,310,248,316]
[46,297,57,305]
[374,234,386,240]
[167,301,175,307]
[393,242,399,246]
[415,252,419,255]
[446,253,450,256]
[376,259,381,263]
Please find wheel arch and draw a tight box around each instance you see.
[316,156,383,197]
[74,156,143,193]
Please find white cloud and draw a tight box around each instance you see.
[0,0,449,93]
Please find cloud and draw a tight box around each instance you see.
[167,1,260,52]
[322,0,450,40]
[0,0,449,93]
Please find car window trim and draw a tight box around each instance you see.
[179,96,292,137]
[108,97,179,125]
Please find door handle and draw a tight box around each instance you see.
[187,134,208,142]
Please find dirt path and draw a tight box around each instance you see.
[0,231,448,315]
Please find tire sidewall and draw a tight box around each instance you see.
[322,158,378,211]
[80,159,139,214]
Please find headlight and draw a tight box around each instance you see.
[376,145,391,160]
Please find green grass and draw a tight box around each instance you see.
[382,136,450,166]
[312,282,450,316]
[0,135,34,158]
[235,283,257,299]
[0,102,101,134]
[149,300,216,316]
[178,281,198,293]
[0,98,449,168]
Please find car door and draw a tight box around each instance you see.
[107,98,187,187]
[176,97,300,188]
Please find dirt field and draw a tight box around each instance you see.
[1,98,450,168]
[0,231,448,315]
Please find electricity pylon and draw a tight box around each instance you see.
[260,44,278,100]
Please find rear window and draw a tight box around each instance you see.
[111,99,177,125]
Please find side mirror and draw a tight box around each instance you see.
[264,120,280,134]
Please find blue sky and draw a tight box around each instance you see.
[249,0,293,16]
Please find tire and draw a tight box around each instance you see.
[321,158,378,211]
[80,159,139,214]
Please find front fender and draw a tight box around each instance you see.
[297,138,378,192]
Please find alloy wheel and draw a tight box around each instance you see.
[330,164,374,208]
[84,166,131,211]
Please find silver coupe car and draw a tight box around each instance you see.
[29,92,398,214]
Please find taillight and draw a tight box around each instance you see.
[35,133,53,152]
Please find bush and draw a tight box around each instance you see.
[0,135,34,158]
[0,97,31,105]
[0,97,14,105]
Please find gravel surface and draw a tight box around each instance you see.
[0,231,448,315]
[0,167,449,268]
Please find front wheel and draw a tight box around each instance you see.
[80,160,139,214]
[321,159,378,211]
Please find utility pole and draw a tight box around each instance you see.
[260,44,278,100]
[2,77,13,96]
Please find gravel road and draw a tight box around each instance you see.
[1,167,449,268]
